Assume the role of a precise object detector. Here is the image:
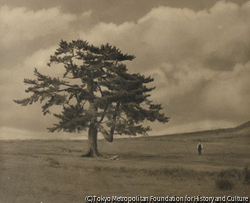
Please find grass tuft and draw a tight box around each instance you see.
[215,178,234,190]
[243,165,250,184]
[118,166,128,173]
[93,166,102,172]
[217,169,241,180]
[46,157,60,168]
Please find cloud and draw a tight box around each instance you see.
[2,1,250,139]
[78,1,250,132]
[80,10,92,18]
[201,62,250,120]
[144,62,216,101]
[79,21,137,49]
[23,46,61,75]
[0,6,77,48]
[79,1,250,70]
[0,46,60,132]
[1,45,57,90]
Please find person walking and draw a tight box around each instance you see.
[197,142,203,155]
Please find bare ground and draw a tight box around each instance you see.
[0,129,249,202]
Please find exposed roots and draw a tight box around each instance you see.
[80,149,102,157]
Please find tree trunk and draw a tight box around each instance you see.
[81,79,102,157]
[81,123,101,157]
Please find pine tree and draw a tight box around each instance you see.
[14,40,169,157]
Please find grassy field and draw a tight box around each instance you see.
[0,124,249,203]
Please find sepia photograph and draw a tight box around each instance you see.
[0,0,250,202]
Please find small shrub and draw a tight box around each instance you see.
[160,168,171,176]
[46,157,60,168]
[93,166,102,172]
[217,169,240,179]
[243,165,250,184]
[119,166,128,173]
[215,178,234,190]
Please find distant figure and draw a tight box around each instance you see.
[197,142,203,155]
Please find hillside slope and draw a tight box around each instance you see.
[233,120,250,135]
[161,120,250,138]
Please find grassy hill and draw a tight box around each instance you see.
[0,121,249,202]
[233,120,250,134]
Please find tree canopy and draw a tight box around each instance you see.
[14,39,169,156]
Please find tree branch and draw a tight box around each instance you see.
[98,104,109,123]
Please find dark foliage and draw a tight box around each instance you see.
[14,39,169,139]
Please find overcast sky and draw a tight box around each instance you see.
[1,0,250,140]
